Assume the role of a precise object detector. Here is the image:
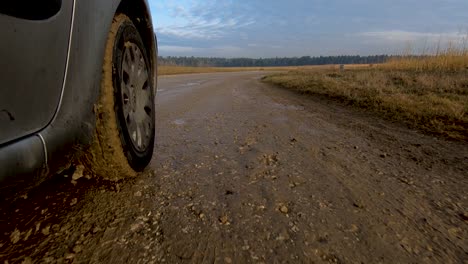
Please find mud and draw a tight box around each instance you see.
[1,72,467,263]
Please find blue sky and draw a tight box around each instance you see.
[148,0,468,58]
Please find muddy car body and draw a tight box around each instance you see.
[0,0,158,193]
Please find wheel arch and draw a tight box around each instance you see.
[117,0,158,79]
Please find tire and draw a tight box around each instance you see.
[84,14,155,180]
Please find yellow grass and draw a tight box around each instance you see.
[384,47,468,72]
[158,64,371,76]
[263,53,468,141]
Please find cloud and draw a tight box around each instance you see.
[150,0,468,57]
[158,45,244,57]
[154,1,255,41]
[159,45,198,53]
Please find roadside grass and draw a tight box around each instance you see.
[158,65,266,75]
[158,64,371,76]
[263,53,468,141]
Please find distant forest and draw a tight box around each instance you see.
[158,55,394,67]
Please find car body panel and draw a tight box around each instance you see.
[0,0,157,188]
[0,135,45,193]
[0,0,73,145]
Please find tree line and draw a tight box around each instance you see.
[158,55,394,67]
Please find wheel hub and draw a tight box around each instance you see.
[120,42,153,152]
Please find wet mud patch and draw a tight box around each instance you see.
[0,166,135,263]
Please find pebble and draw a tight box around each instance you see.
[347,224,359,233]
[219,215,229,224]
[134,191,142,197]
[23,229,32,241]
[73,245,83,253]
[10,229,21,244]
[72,165,85,181]
[280,205,289,214]
[70,198,78,206]
[353,200,364,209]
[42,225,51,236]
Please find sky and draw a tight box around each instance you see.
[148,0,468,58]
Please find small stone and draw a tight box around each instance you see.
[10,229,21,244]
[42,225,51,236]
[448,227,461,237]
[131,221,144,232]
[65,253,75,260]
[219,215,229,225]
[280,205,289,214]
[70,198,78,206]
[134,191,142,197]
[199,213,205,219]
[276,230,290,241]
[73,245,83,253]
[72,165,85,181]
[23,229,32,241]
[224,257,233,263]
[347,224,359,233]
[353,200,364,209]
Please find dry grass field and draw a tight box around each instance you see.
[263,52,468,140]
[158,64,371,76]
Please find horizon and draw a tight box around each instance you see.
[156,54,440,59]
[149,0,468,58]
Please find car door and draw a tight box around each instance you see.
[0,0,74,145]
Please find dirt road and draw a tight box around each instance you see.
[1,72,467,263]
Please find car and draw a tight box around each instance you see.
[0,0,158,193]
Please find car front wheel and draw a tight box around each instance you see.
[84,14,155,180]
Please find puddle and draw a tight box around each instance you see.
[185,82,201,86]
[172,119,186,126]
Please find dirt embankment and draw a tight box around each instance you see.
[263,67,468,141]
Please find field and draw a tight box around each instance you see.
[158,64,370,75]
[263,53,468,140]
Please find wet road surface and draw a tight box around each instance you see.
[1,71,467,263]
